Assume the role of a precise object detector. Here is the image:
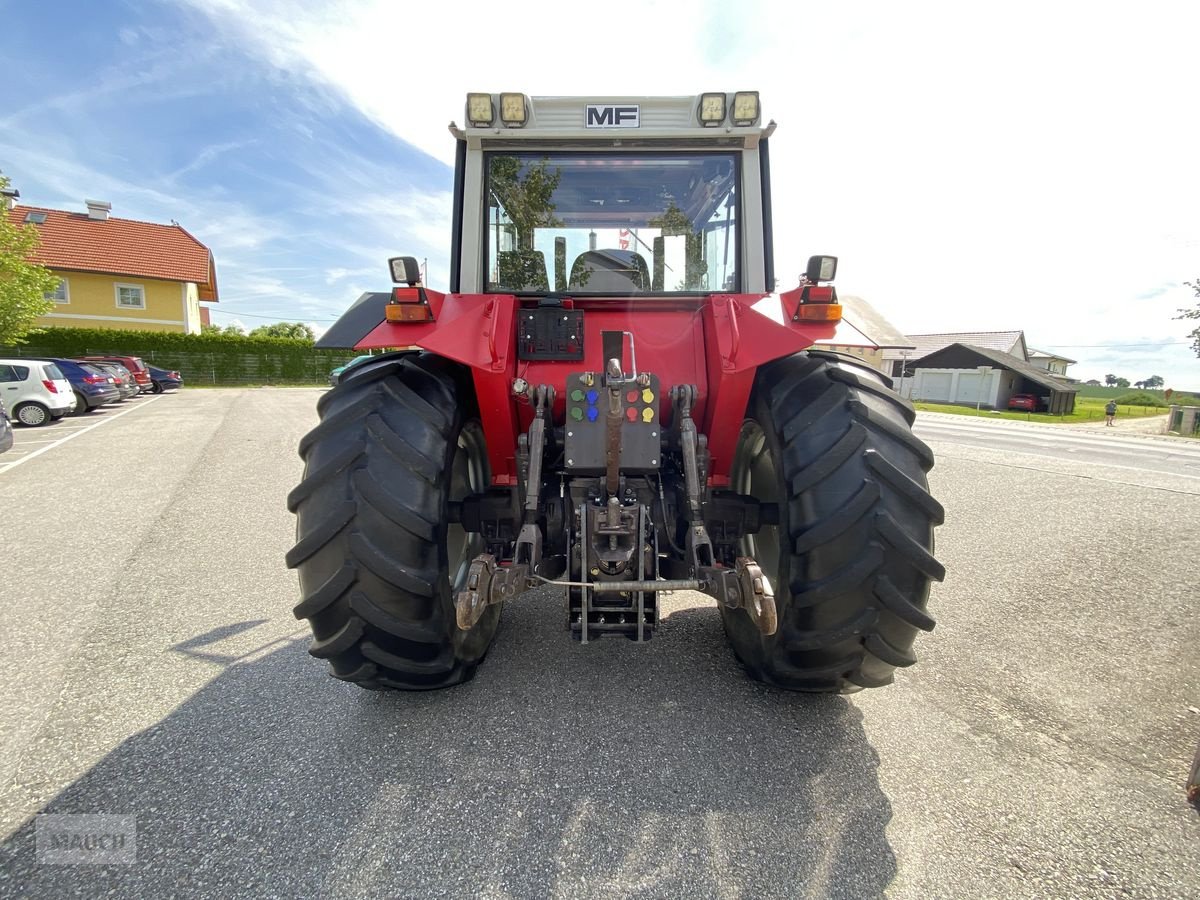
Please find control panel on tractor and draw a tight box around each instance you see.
[563,372,661,472]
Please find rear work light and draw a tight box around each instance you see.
[42,379,59,393]
[499,92,527,126]
[467,93,494,126]
[699,92,726,125]
[731,91,760,126]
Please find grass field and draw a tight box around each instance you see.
[913,396,1169,424]
[1073,384,1200,401]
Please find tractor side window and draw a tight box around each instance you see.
[485,151,739,295]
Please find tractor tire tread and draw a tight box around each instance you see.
[827,365,916,423]
[285,500,357,568]
[874,574,936,632]
[721,350,942,693]
[286,441,365,511]
[293,563,356,620]
[288,351,499,690]
[788,423,867,495]
[784,608,878,651]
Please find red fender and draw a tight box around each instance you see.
[346,291,838,486]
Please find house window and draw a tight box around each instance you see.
[115,283,146,309]
[44,278,69,303]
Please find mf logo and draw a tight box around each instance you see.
[585,105,640,128]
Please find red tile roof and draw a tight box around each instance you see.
[5,205,218,301]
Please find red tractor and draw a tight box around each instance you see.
[287,92,944,692]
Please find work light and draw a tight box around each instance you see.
[389,255,422,285]
[731,91,759,126]
[467,93,494,126]
[500,93,527,126]
[698,92,726,126]
[805,255,838,283]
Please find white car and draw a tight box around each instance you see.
[0,359,75,426]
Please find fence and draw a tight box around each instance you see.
[2,328,361,386]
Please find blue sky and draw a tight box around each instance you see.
[2,0,1198,387]
[0,0,454,330]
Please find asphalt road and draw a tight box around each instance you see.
[915,413,1200,483]
[0,390,1196,899]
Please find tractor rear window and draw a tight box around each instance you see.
[485,151,739,295]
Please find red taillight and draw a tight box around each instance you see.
[83,375,105,384]
[42,380,58,393]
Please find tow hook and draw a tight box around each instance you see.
[455,554,531,630]
[699,557,777,635]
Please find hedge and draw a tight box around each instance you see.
[1,327,361,385]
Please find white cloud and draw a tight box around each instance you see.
[170,0,1200,385]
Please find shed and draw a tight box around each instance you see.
[910,343,1079,414]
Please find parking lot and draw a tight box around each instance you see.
[0,394,160,474]
[0,387,1197,899]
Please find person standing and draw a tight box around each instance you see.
[1105,399,1117,426]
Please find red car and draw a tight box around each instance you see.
[1007,393,1039,411]
[79,355,152,392]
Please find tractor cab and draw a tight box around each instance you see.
[454,93,767,298]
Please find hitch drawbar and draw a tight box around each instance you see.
[455,555,777,637]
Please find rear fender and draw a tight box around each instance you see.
[317,291,838,486]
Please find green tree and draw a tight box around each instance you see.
[0,176,60,345]
[1115,377,1130,389]
[1178,279,1200,357]
[1144,375,1164,388]
[489,156,563,250]
[1104,374,1118,387]
[248,321,315,341]
[203,322,247,337]
[647,203,708,290]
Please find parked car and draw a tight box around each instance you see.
[0,398,13,454]
[147,365,183,393]
[78,355,152,393]
[0,359,75,425]
[1007,393,1040,411]
[32,358,121,414]
[329,354,375,385]
[78,360,140,401]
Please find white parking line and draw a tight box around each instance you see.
[0,397,160,474]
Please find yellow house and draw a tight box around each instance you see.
[5,198,218,333]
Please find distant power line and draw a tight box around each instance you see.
[209,309,339,322]
[1042,341,1191,348]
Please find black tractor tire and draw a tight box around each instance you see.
[286,352,501,690]
[722,349,945,692]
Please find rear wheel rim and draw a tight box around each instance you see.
[731,421,781,594]
[445,422,488,595]
[19,405,46,426]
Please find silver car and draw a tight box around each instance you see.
[0,398,14,454]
